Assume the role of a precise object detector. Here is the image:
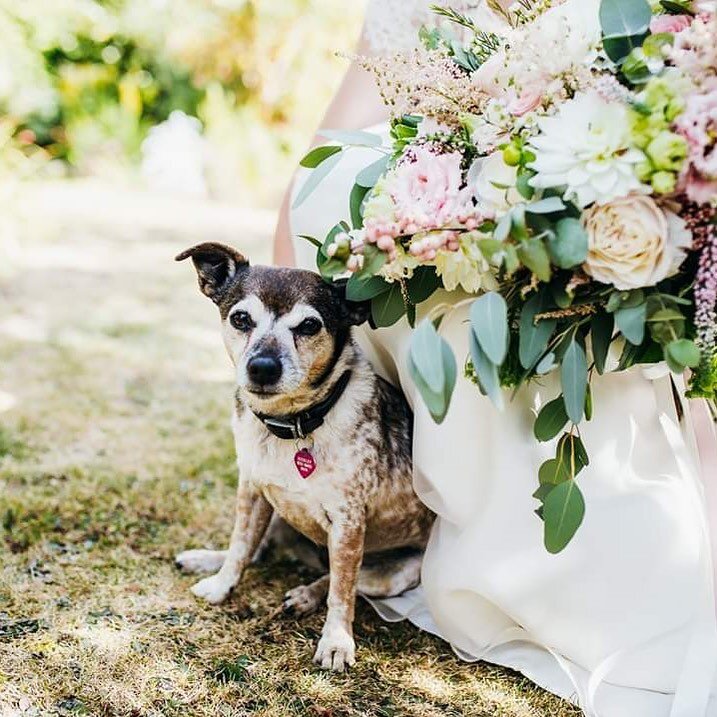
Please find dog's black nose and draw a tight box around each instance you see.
[247,355,282,386]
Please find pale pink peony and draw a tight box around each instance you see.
[649,14,693,34]
[384,147,475,229]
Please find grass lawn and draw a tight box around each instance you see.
[0,182,581,717]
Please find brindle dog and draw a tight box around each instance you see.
[175,243,434,671]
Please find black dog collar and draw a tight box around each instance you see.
[253,371,352,440]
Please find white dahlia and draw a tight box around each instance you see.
[528,92,648,208]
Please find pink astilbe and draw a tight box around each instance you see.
[681,201,717,378]
[695,224,717,358]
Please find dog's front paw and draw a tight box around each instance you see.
[190,574,235,604]
[175,549,226,574]
[313,627,355,672]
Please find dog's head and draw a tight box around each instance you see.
[176,242,369,410]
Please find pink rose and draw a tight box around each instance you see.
[649,14,693,34]
[509,87,544,116]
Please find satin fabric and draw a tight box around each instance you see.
[289,135,717,716]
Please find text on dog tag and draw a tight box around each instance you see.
[294,448,316,479]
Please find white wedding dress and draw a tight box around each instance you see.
[290,2,717,715]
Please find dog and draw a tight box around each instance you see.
[174,242,434,671]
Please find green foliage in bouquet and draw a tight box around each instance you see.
[298,0,717,553]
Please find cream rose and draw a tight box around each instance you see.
[582,195,692,290]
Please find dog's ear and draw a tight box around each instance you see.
[330,279,372,326]
[175,243,249,302]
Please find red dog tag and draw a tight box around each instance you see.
[294,448,316,478]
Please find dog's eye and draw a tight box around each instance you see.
[294,317,322,337]
[230,311,254,332]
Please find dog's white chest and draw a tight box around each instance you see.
[232,411,356,543]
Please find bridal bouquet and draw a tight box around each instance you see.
[298,0,717,552]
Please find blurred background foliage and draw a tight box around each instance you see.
[0,0,365,205]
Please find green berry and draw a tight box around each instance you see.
[502,145,522,167]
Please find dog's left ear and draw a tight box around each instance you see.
[330,280,372,326]
[176,242,249,302]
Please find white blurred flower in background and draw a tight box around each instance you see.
[141,111,208,197]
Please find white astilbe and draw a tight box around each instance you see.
[355,48,484,122]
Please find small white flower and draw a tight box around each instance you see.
[433,248,489,294]
[468,151,523,215]
[528,92,648,208]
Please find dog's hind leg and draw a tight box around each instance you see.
[283,574,330,616]
[357,550,422,598]
[175,549,227,574]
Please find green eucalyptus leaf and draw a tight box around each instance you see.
[590,312,614,375]
[561,339,588,424]
[547,218,589,269]
[409,357,442,423]
[603,33,648,63]
[293,151,343,208]
[666,338,701,369]
[517,170,536,200]
[371,283,405,327]
[494,212,513,243]
[599,0,651,39]
[318,129,383,147]
[518,237,552,282]
[469,292,509,366]
[349,183,370,229]
[534,397,569,442]
[526,197,566,214]
[358,244,387,278]
[660,0,695,15]
[615,303,647,345]
[469,331,504,409]
[557,433,590,472]
[477,238,505,261]
[648,307,685,345]
[503,244,520,275]
[536,352,557,375]
[300,145,342,168]
[410,319,445,394]
[519,294,557,369]
[533,483,554,502]
[356,155,391,188]
[539,457,571,486]
[622,50,652,83]
[543,480,585,554]
[407,266,442,304]
[585,384,593,421]
[409,337,456,424]
[298,234,322,250]
[345,274,390,302]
